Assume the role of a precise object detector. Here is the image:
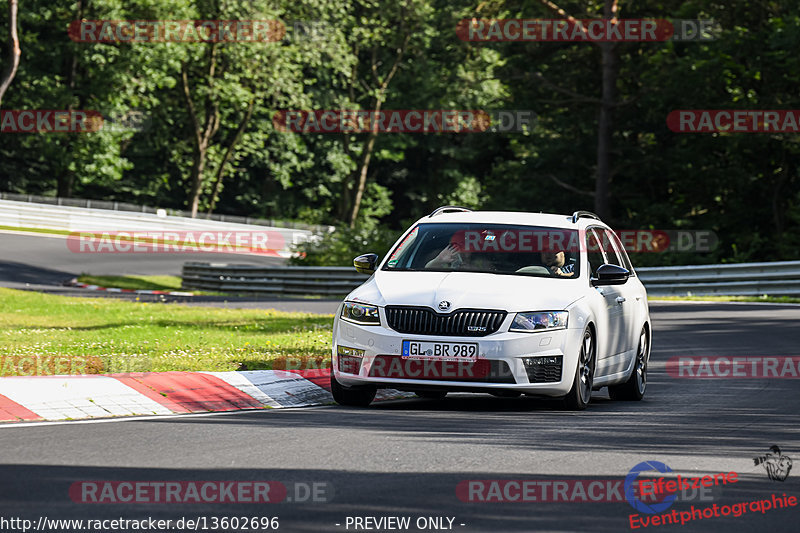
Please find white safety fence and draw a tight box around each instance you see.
[0,199,323,258]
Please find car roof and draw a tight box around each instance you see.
[414,210,610,230]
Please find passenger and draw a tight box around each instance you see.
[426,232,493,271]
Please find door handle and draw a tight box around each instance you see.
[616,296,626,304]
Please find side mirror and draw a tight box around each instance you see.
[354,253,379,275]
[592,264,630,286]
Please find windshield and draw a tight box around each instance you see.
[383,223,580,278]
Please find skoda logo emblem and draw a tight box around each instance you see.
[438,301,451,311]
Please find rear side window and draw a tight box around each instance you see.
[602,229,634,273]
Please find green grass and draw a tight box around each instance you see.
[77,274,184,292]
[650,295,800,304]
[0,288,333,376]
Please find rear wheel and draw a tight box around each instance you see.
[330,370,376,407]
[562,328,595,411]
[609,326,649,401]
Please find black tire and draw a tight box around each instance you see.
[415,391,447,400]
[609,326,650,401]
[330,370,376,407]
[562,328,596,411]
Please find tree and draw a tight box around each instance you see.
[336,0,432,227]
[0,0,20,106]
[534,0,619,220]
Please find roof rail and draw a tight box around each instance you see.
[571,210,601,223]
[428,205,474,218]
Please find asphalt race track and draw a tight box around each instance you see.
[0,231,285,284]
[0,232,342,311]
[1,301,798,532]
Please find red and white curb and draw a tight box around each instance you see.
[68,278,194,296]
[0,370,412,422]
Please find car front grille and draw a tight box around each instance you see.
[385,306,507,337]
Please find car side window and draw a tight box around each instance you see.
[601,229,624,268]
[585,228,607,278]
[603,229,634,273]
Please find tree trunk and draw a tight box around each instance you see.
[188,147,207,217]
[181,49,219,218]
[348,105,381,228]
[594,0,619,220]
[207,98,255,214]
[346,34,410,228]
[56,174,74,198]
[0,0,21,106]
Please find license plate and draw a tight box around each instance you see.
[402,340,478,361]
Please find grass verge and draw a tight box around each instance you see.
[0,287,333,376]
[76,274,230,296]
[77,274,183,292]
[0,225,71,236]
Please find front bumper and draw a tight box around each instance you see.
[332,315,582,396]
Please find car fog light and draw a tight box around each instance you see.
[522,355,563,383]
[337,345,364,374]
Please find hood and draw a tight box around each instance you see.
[348,271,585,312]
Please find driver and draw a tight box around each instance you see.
[541,250,576,277]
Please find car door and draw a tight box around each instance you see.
[600,229,642,371]
[584,227,626,377]
[606,230,647,358]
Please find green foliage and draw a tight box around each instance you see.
[290,224,400,266]
[1,0,799,264]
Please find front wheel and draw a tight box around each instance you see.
[609,326,649,401]
[331,370,376,407]
[562,328,595,411]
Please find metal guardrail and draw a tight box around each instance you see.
[637,260,800,297]
[182,260,800,297]
[182,262,369,296]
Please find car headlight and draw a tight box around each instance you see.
[510,311,568,332]
[341,302,381,325]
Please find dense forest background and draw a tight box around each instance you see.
[1,0,799,266]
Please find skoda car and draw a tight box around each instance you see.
[331,207,651,410]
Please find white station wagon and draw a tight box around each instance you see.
[331,207,651,410]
